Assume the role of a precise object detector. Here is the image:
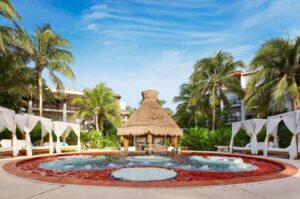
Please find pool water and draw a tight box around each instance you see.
[39,155,256,172]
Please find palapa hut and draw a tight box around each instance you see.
[118,90,183,150]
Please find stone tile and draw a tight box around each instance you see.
[30,185,261,199]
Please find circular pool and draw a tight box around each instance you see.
[3,152,298,187]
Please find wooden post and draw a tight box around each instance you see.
[171,136,178,147]
[148,133,153,150]
[123,136,129,150]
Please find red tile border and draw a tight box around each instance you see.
[2,151,298,188]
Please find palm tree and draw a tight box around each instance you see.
[244,37,300,116]
[72,82,121,133]
[0,0,22,52]
[0,0,20,21]
[189,51,244,130]
[29,24,74,116]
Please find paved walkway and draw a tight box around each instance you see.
[0,155,300,199]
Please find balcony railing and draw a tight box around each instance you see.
[32,102,80,111]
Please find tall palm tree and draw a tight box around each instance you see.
[72,82,121,133]
[29,24,74,116]
[244,37,300,116]
[189,51,244,130]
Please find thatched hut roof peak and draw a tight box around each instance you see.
[142,90,158,100]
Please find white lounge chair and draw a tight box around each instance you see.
[233,142,273,154]
[55,142,78,152]
[0,139,14,156]
[17,140,52,155]
[128,146,136,152]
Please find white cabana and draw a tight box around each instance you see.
[0,106,18,156]
[52,121,81,154]
[264,110,300,159]
[230,119,267,154]
[16,114,53,156]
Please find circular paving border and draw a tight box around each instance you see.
[3,151,299,187]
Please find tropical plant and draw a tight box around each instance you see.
[173,82,208,128]
[0,0,20,21]
[28,24,74,116]
[244,37,300,117]
[72,82,121,132]
[80,130,120,149]
[0,0,20,52]
[189,51,244,130]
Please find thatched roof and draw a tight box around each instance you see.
[118,90,183,136]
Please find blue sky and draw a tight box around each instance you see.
[12,0,300,110]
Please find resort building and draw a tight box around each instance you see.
[224,71,295,123]
[22,87,130,124]
[118,90,183,150]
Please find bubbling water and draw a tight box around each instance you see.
[38,155,257,172]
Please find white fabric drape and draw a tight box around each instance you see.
[282,111,299,159]
[264,116,282,156]
[0,106,17,156]
[52,121,81,154]
[70,123,81,152]
[230,122,242,153]
[16,114,40,156]
[230,119,266,154]
[53,122,69,154]
[251,119,267,154]
[40,117,53,154]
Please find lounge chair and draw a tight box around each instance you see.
[233,142,273,154]
[58,142,78,152]
[17,140,52,155]
[0,139,14,156]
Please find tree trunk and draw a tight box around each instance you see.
[95,114,99,132]
[212,104,216,131]
[38,69,43,117]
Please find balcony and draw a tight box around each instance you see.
[32,102,80,112]
[229,97,241,106]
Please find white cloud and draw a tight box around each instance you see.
[242,0,300,29]
[85,23,99,30]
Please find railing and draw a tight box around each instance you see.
[32,102,80,111]
[229,97,241,106]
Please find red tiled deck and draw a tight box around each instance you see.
[3,151,298,187]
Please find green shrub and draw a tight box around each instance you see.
[233,128,251,147]
[179,128,215,151]
[80,129,120,150]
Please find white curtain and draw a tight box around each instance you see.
[52,122,81,154]
[230,119,266,154]
[282,111,298,159]
[70,123,81,152]
[40,117,53,154]
[264,116,282,156]
[252,119,267,154]
[53,121,69,154]
[230,122,242,153]
[0,106,17,156]
[16,114,40,156]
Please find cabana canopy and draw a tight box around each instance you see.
[264,110,300,159]
[118,90,183,137]
[0,106,18,156]
[230,119,266,154]
[16,114,53,156]
[52,121,81,154]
